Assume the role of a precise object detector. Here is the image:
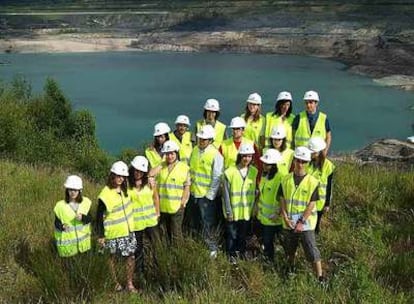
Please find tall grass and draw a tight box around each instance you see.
[0,160,413,303]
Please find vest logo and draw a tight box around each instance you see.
[301,189,308,195]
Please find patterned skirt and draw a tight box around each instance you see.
[105,232,137,257]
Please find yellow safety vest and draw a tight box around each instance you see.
[306,159,335,211]
[265,112,295,148]
[220,137,254,169]
[128,185,158,231]
[196,119,226,148]
[169,131,193,164]
[189,145,218,197]
[278,148,294,175]
[241,114,265,147]
[294,111,327,148]
[157,161,189,214]
[257,172,285,226]
[54,198,92,257]
[98,186,134,240]
[145,147,164,169]
[281,174,319,231]
[224,165,258,221]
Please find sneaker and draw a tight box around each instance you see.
[229,256,237,265]
[318,276,328,287]
[209,250,218,259]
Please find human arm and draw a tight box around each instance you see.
[205,152,224,200]
[294,186,319,232]
[279,187,295,229]
[180,173,191,210]
[152,183,160,217]
[222,177,233,221]
[95,199,106,240]
[54,216,65,231]
[324,173,333,212]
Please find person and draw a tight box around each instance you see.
[96,161,138,293]
[170,115,193,164]
[189,124,224,258]
[54,175,92,258]
[265,91,295,149]
[223,143,258,263]
[292,90,331,156]
[307,137,335,234]
[256,149,285,263]
[195,98,226,148]
[242,92,265,149]
[145,122,170,169]
[128,156,160,277]
[157,140,190,244]
[268,125,294,175]
[219,116,260,170]
[279,147,325,281]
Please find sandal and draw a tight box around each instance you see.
[115,283,123,292]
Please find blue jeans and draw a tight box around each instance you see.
[226,220,249,258]
[196,196,218,251]
[261,224,282,261]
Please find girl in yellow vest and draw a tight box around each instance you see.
[145,122,170,169]
[170,115,193,164]
[156,140,190,244]
[54,175,92,258]
[195,98,227,149]
[128,156,160,278]
[264,91,295,149]
[307,137,335,234]
[268,125,294,175]
[256,149,285,262]
[242,92,265,149]
[96,161,138,293]
[279,147,325,281]
[223,143,258,263]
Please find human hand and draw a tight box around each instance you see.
[294,221,304,233]
[98,238,105,247]
[76,213,82,221]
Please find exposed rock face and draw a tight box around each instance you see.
[355,139,414,164]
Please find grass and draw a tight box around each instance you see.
[0,159,413,303]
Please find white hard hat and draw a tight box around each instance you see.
[131,156,149,172]
[303,90,320,102]
[238,143,255,155]
[229,116,246,129]
[260,149,282,164]
[246,92,262,105]
[294,146,312,162]
[204,98,220,111]
[153,122,171,136]
[175,115,191,126]
[111,161,129,176]
[161,140,180,153]
[276,91,292,101]
[270,125,287,139]
[196,124,215,139]
[308,137,327,153]
[64,175,83,190]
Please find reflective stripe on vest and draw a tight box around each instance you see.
[189,145,218,197]
[169,131,193,164]
[221,137,253,169]
[294,111,327,147]
[145,148,164,168]
[257,172,284,226]
[128,185,158,231]
[224,165,258,221]
[196,120,226,149]
[306,159,335,211]
[265,112,295,148]
[53,198,92,257]
[99,186,134,240]
[242,114,265,146]
[157,161,189,214]
[281,173,319,231]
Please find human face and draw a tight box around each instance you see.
[272,138,283,150]
[294,158,308,173]
[205,110,217,123]
[176,123,188,136]
[67,189,80,201]
[311,152,319,161]
[240,154,253,167]
[232,127,244,140]
[114,175,125,187]
[247,102,259,115]
[155,134,167,145]
[262,163,272,173]
[165,151,177,164]
[198,137,210,150]
[134,169,144,180]
[280,101,291,116]
[305,100,318,114]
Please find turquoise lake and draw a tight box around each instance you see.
[0,52,412,154]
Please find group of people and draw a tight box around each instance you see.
[53,90,335,292]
